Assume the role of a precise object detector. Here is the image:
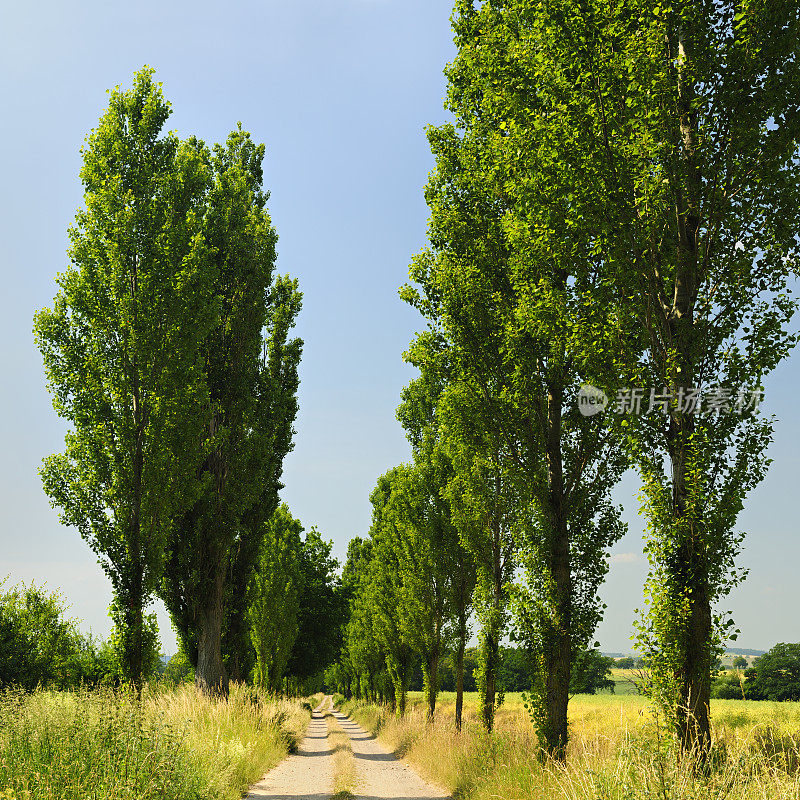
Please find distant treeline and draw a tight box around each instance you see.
[404,646,616,695]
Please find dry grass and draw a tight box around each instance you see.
[0,683,311,800]
[149,682,310,796]
[325,710,356,800]
[340,692,800,800]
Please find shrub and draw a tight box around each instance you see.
[163,648,195,685]
[571,649,615,694]
[712,672,745,699]
[0,581,81,691]
[746,643,800,701]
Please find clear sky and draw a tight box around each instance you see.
[1,0,798,656]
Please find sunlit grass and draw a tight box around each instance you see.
[340,691,800,800]
[0,684,310,800]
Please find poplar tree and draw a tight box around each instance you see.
[249,504,303,692]
[483,0,800,755]
[34,69,215,687]
[354,501,416,716]
[398,359,476,730]
[382,465,455,721]
[403,3,632,755]
[161,130,302,694]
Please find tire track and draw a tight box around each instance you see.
[245,697,335,800]
[332,708,451,800]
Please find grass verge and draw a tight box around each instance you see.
[325,709,356,800]
[0,683,310,800]
[340,692,800,800]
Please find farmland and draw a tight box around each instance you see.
[341,691,800,800]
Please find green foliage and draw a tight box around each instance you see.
[249,504,303,691]
[438,648,479,693]
[0,582,82,691]
[162,649,195,685]
[160,124,303,693]
[285,527,344,684]
[34,67,217,686]
[402,0,632,753]
[0,580,138,691]
[476,0,800,753]
[397,360,477,726]
[711,672,745,700]
[382,465,454,717]
[66,634,121,687]
[107,597,162,684]
[745,643,800,702]
[424,0,800,756]
[570,650,616,695]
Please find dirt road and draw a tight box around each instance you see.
[246,696,450,800]
[331,707,450,800]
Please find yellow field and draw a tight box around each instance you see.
[342,691,800,800]
[420,689,800,735]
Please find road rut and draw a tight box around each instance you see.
[245,698,334,800]
[246,696,450,800]
[332,708,451,800]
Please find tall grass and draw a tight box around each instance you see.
[325,710,356,800]
[340,692,800,800]
[0,683,310,800]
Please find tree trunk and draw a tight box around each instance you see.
[425,649,440,721]
[479,490,505,733]
[196,565,228,696]
[670,419,712,756]
[676,570,712,755]
[397,680,407,717]
[127,382,146,692]
[390,652,410,717]
[667,20,711,759]
[479,619,499,731]
[542,380,571,760]
[455,612,467,732]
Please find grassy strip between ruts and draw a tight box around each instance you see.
[325,709,356,800]
[339,692,800,800]
[0,683,311,800]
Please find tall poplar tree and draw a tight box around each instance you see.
[35,69,215,686]
[382,465,455,721]
[403,3,632,755]
[161,130,302,694]
[481,0,800,755]
[249,504,303,692]
[398,359,476,730]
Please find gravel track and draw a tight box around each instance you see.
[245,697,334,800]
[332,708,451,800]
[245,696,450,800]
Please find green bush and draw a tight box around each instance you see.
[712,672,745,699]
[745,643,800,701]
[570,649,616,694]
[0,581,82,691]
[162,648,195,685]
[0,579,163,691]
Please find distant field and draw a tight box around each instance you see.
[409,689,800,737]
[608,667,641,694]
[354,690,800,799]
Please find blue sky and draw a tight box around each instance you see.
[1,0,798,656]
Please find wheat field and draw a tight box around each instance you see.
[341,691,800,800]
